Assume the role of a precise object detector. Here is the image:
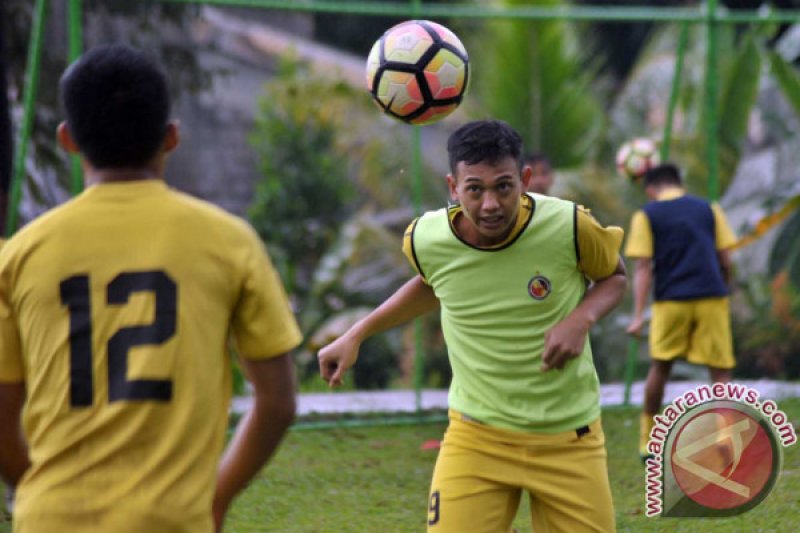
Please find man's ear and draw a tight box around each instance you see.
[446,173,459,202]
[163,120,180,153]
[57,122,79,154]
[520,165,532,191]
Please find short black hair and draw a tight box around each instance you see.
[447,120,523,176]
[644,163,682,187]
[59,44,170,169]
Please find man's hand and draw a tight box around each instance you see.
[318,333,360,387]
[626,315,646,337]
[540,316,590,372]
[541,258,627,372]
[316,276,438,387]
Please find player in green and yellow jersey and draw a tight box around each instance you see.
[318,120,626,532]
[0,45,301,533]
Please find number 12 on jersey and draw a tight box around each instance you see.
[60,270,177,407]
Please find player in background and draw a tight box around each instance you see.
[525,152,554,195]
[319,120,626,532]
[0,44,301,533]
[625,163,737,460]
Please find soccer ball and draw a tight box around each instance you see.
[366,20,469,126]
[616,138,660,181]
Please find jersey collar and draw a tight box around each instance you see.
[447,194,534,250]
[655,186,685,201]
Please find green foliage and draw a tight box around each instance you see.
[231,356,247,396]
[248,55,357,295]
[716,33,762,192]
[734,272,800,379]
[769,206,800,290]
[764,49,800,291]
[469,0,604,167]
[768,48,800,118]
[353,335,397,390]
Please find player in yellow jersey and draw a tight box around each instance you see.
[0,44,301,533]
[319,120,626,532]
[625,163,736,460]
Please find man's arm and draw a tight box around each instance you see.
[0,382,29,486]
[318,275,439,386]
[541,258,627,371]
[718,248,732,286]
[213,353,296,532]
[625,257,652,337]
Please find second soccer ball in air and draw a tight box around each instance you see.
[616,138,660,181]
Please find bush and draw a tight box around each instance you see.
[733,271,800,379]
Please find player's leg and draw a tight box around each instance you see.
[686,297,735,379]
[708,366,732,383]
[679,297,737,473]
[525,419,615,533]
[641,301,690,458]
[643,360,674,419]
[640,359,672,457]
[428,413,522,533]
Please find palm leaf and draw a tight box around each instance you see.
[768,204,800,289]
[765,51,800,289]
[470,0,603,167]
[768,49,800,116]
[716,33,761,191]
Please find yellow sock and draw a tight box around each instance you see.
[639,413,656,456]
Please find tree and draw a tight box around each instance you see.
[467,0,604,168]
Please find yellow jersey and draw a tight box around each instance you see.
[624,187,736,258]
[0,180,301,532]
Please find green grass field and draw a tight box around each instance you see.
[2,400,798,532]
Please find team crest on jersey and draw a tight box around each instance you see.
[528,275,552,300]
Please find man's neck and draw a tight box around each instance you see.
[83,167,163,187]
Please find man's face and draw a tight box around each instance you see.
[527,161,553,195]
[446,156,531,246]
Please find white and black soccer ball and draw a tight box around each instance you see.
[616,138,660,181]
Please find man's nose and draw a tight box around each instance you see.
[482,191,500,211]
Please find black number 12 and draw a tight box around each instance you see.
[60,271,177,407]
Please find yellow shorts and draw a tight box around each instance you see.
[427,411,615,533]
[649,297,734,369]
